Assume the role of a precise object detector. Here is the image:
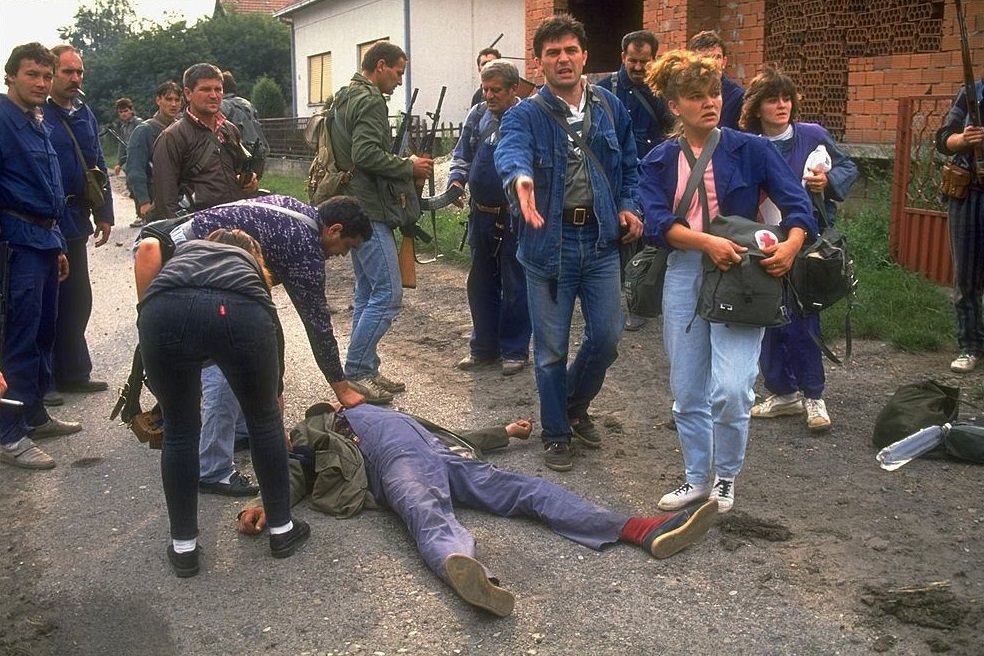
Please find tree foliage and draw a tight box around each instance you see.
[56,0,142,55]
[251,76,287,118]
[67,11,291,124]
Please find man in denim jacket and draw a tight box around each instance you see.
[494,14,643,472]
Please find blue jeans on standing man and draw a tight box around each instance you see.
[525,223,623,444]
[345,222,402,380]
[138,287,292,539]
[466,210,530,361]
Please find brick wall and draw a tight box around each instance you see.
[525,0,984,146]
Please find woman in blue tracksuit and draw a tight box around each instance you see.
[639,51,815,513]
[740,67,859,433]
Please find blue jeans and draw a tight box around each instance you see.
[198,364,249,483]
[0,245,59,445]
[345,222,402,380]
[138,288,292,539]
[466,210,530,360]
[525,224,623,443]
[662,249,763,484]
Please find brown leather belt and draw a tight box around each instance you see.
[562,207,595,225]
[475,203,505,216]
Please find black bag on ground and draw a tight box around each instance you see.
[624,246,668,318]
[699,215,788,328]
[942,422,984,463]
[872,380,960,449]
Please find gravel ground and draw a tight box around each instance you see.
[1,181,981,655]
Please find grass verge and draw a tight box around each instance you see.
[821,185,953,353]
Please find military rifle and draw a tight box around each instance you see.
[99,125,127,148]
[955,0,984,182]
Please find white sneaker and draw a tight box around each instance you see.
[710,477,735,513]
[751,392,805,418]
[804,398,831,432]
[950,352,978,373]
[658,481,711,511]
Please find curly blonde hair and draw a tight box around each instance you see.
[645,50,722,136]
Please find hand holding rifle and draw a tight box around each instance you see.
[955,0,984,182]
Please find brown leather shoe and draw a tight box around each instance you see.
[444,554,515,617]
[1,438,55,469]
[31,417,82,439]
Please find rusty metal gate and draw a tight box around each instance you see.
[889,95,953,285]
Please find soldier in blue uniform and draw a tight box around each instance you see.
[0,43,82,470]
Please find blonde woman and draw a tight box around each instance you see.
[639,51,815,512]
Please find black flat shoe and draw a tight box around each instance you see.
[270,519,310,559]
[56,379,109,393]
[167,544,201,578]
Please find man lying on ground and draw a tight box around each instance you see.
[237,403,718,617]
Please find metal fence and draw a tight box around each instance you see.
[889,95,954,284]
[260,115,464,160]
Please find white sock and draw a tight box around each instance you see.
[218,472,234,485]
[172,538,197,554]
[2,437,27,452]
[778,392,801,403]
[268,520,294,535]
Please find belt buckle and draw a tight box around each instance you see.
[573,208,587,225]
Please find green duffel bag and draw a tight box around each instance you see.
[872,380,960,449]
[942,423,984,464]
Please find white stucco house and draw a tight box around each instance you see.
[273,0,525,125]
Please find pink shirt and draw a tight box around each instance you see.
[673,147,719,232]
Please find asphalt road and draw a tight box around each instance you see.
[1,185,972,656]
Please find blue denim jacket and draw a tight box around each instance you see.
[495,83,640,278]
[640,128,816,248]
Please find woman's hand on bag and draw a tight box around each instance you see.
[704,235,745,272]
[760,227,807,277]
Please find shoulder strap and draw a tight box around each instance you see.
[55,111,92,169]
[247,200,321,233]
[610,73,618,97]
[633,90,662,124]
[530,92,614,198]
[589,84,615,129]
[675,129,720,231]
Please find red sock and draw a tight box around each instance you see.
[619,516,673,545]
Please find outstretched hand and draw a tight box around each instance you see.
[515,177,544,229]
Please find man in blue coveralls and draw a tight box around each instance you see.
[448,59,531,376]
[238,403,718,617]
[0,43,82,470]
[41,44,114,402]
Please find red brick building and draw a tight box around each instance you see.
[523,0,984,146]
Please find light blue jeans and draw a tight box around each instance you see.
[198,364,249,483]
[345,222,403,380]
[662,249,763,484]
[525,223,623,443]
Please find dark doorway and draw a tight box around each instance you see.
[567,0,642,74]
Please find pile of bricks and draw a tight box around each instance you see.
[763,0,945,141]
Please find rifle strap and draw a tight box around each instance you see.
[530,91,614,198]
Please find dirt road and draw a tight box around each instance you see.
[1,185,980,655]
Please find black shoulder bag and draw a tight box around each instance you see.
[788,192,857,363]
